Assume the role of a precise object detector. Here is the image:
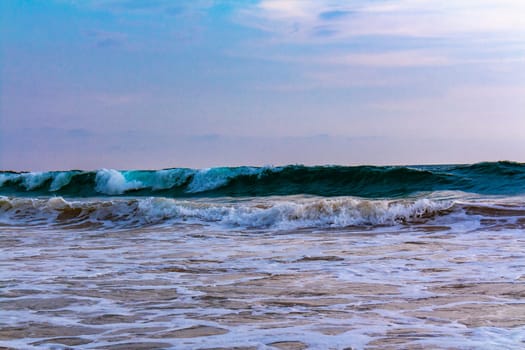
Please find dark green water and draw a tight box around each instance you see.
[1,161,524,198]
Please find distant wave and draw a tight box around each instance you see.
[1,161,524,198]
[0,162,525,198]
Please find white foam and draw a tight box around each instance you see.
[136,196,453,229]
[46,196,69,210]
[0,195,455,229]
[95,169,144,195]
[0,196,451,229]
[20,172,52,190]
[2,206,525,350]
[7,195,523,231]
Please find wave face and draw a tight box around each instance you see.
[1,162,524,198]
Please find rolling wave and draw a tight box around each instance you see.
[0,161,524,198]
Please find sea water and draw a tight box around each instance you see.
[1,162,525,349]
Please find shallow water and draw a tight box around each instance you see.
[1,210,525,349]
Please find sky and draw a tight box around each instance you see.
[1,0,524,170]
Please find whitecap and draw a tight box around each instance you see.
[95,169,143,195]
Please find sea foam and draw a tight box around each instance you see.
[0,195,457,229]
[95,169,144,195]
[20,172,52,190]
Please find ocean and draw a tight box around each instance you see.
[1,161,525,349]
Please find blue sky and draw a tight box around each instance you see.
[1,0,524,170]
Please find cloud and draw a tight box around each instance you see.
[109,0,166,11]
[241,0,525,41]
[164,6,184,16]
[312,26,338,37]
[319,10,353,21]
[82,0,172,13]
[236,48,516,69]
[96,38,121,48]
[91,92,146,106]
[67,128,94,138]
[257,0,316,19]
[230,0,525,85]
[77,0,214,16]
[310,50,453,67]
[85,30,127,49]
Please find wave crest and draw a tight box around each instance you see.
[0,196,454,229]
[1,162,524,198]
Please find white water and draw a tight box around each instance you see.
[0,195,459,229]
[0,166,286,195]
[1,218,524,349]
[95,169,144,195]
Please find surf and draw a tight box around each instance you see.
[0,161,524,198]
[2,192,524,230]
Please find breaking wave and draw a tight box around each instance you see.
[0,195,458,229]
[1,161,524,198]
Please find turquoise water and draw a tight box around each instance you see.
[1,161,524,230]
[1,162,525,349]
[1,161,524,198]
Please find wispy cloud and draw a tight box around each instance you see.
[240,0,525,41]
[85,30,127,48]
[231,0,525,85]
[298,50,453,67]
[77,0,214,16]
[319,10,353,21]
